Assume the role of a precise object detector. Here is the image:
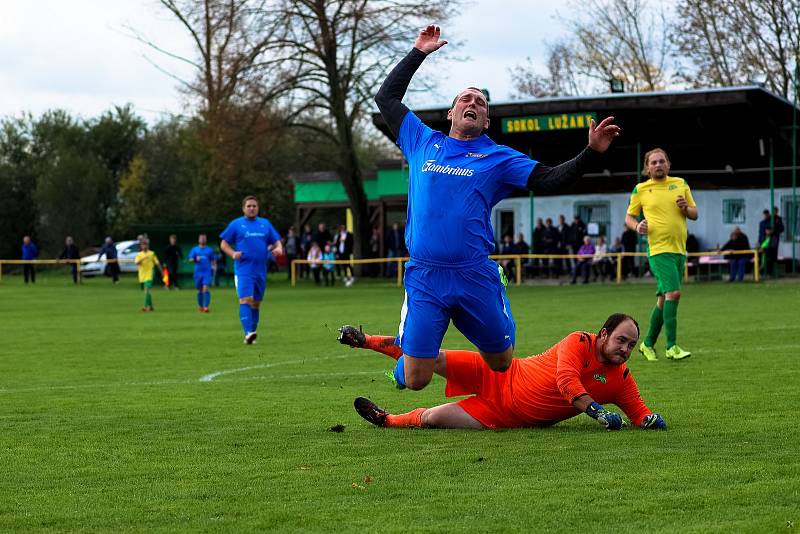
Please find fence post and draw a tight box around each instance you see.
[291,260,296,287]
[753,250,760,282]
[616,253,622,284]
[515,256,522,286]
[396,259,404,287]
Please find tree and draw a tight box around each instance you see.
[34,147,107,255]
[272,0,460,258]
[0,117,37,260]
[510,0,673,97]
[673,0,800,99]
[134,0,297,211]
[27,110,114,255]
[509,43,583,98]
[85,105,146,233]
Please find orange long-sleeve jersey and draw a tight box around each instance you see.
[509,331,651,426]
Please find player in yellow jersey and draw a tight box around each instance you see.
[135,238,163,312]
[625,148,698,361]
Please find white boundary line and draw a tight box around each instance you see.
[198,353,358,382]
[0,352,372,394]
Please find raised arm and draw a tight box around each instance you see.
[526,117,620,193]
[375,25,448,138]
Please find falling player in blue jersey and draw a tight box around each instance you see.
[220,196,283,344]
[373,25,621,390]
[188,233,217,313]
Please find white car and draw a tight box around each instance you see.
[80,240,140,277]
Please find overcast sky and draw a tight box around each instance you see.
[0,0,565,123]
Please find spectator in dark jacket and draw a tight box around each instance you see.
[59,236,80,284]
[541,218,561,276]
[720,226,751,282]
[21,235,38,284]
[313,222,333,249]
[97,236,120,284]
[284,226,299,280]
[621,227,638,278]
[385,222,406,278]
[164,234,183,289]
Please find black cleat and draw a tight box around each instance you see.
[338,325,366,348]
[354,397,388,427]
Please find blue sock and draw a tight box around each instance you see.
[204,291,211,308]
[239,303,252,334]
[197,292,203,307]
[392,356,406,388]
[251,308,260,332]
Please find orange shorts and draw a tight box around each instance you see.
[444,351,525,429]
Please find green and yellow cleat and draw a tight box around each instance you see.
[384,370,406,390]
[639,343,658,361]
[665,345,691,360]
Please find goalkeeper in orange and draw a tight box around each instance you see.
[339,313,666,431]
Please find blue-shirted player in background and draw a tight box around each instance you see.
[220,196,283,344]
[367,25,621,390]
[188,233,217,313]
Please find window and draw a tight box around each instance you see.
[722,199,745,224]
[574,202,610,236]
[782,195,800,241]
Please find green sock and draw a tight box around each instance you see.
[663,299,679,348]
[145,292,153,308]
[644,305,664,347]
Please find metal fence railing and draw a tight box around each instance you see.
[289,249,765,287]
[0,250,768,286]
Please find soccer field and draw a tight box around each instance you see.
[0,276,798,532]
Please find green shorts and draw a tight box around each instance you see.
[648,253,685,295]
[141,280,153,290]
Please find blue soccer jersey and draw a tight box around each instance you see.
[220,216,281,278]
[397,112,537,265]
[188,245,216,275]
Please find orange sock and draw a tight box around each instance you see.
[385,408,426,428]
[365,335,402,360]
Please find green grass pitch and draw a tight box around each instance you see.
[0,274,798,532]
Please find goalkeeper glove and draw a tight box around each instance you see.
[640,413,667,430]
[585,402,624,430]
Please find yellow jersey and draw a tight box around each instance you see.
[135,250,160,283]
[626,176,696,256]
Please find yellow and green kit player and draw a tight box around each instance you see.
[135,238,163,312]
[625,148,699,361]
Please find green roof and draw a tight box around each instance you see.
[294,167,409,203]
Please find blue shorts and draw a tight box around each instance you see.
[194,272,213,289]
[397,259,515,358]
[235,275,266,301]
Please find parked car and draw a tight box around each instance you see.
[80,240,140,277]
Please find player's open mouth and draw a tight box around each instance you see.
[464,111,477,120]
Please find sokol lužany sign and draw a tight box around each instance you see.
[502,112,597,133]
